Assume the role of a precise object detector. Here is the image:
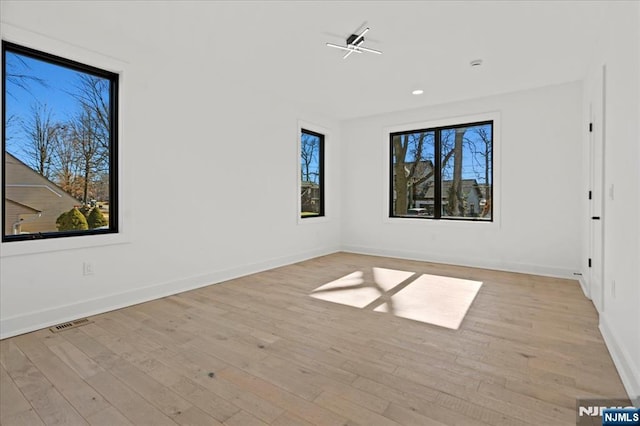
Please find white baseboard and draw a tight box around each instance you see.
[600,316,640,406]
[340,244,578,279]
[0,246,340,339]
[578,276,591,299]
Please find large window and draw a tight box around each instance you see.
[300,128,324,218]
[2,41,118,241]
[390,121,492,221]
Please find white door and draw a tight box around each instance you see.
[589,65,606,314]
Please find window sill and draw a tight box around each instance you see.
[0,232,130,258]
[298,215,329,225]
[384,216,499,229]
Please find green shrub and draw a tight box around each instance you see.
[87,206,108,229]
[78,205,92,218]
[56,207,89,231]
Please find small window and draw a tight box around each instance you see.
[2,41,118,241]
[300,129,324,218]
[390,121,492,221]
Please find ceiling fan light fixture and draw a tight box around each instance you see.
[327,27,382,59]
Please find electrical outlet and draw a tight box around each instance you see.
[83,261,95,276]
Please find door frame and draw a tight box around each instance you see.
[588,64,606,314]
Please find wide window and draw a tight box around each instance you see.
[2,42,118,241]
[300,128,324,218]
[390,121,492,221]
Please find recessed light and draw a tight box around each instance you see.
[470,59,483,67]
[412,89,424,95]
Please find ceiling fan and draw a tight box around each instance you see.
[326,27,383,59]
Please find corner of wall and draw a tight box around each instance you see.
[578,276,590,299]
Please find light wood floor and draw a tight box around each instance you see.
[0,252,629,425]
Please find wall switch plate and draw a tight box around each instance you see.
[611,280,616,297]
[83,262,95,276]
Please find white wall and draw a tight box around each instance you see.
[583,1,640,405]
[0,3,341,338]
[341,82,583,278]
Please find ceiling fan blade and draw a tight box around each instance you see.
[343,46,364,59]
[356,46,382,55]
[343,49,355,59]
[326,43,351,52]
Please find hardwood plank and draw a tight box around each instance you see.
[46,340,104,379]
[271,411,315,426]
[223,410,268,426]
[383,402,448,426]
[351,377,490,426]
[84,406,134,426]
[12,333,112,419]
[147,349,284,423]
[0,409,45,426]
[85,371,177,426]
[313,391,400,426]
[0,340,87,425]
[0,362,44,425]
[216,365,349,426]
[171,405,223,426]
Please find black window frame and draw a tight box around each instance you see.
[389,120,493,222]
[300,128,325,219]
[2,41,119,242]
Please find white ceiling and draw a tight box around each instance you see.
[190,1,605,120]
[4,1,607,120]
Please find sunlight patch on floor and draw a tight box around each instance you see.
[310,268,482,330]
[309,268,414,308]
[373,274,482,330]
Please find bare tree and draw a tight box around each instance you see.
[20,103,61,179]
[471,126,492,217]
[68,106,103,204]
[4,52,47,100]
[446,128,466,216]
[392,134,410,215]
[300,133,319,183]
[474,126,491,187]
[62,74,112,204]
[71,74,110,150]
[4,114,20,152]
[52,125,82,200]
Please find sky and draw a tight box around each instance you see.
[5,50,89,157]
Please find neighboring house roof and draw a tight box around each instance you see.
[4,152,79,235]
[423,179,484,200]
[393,160,434,178]
[407,160,434,175]
[5,198,41,214]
